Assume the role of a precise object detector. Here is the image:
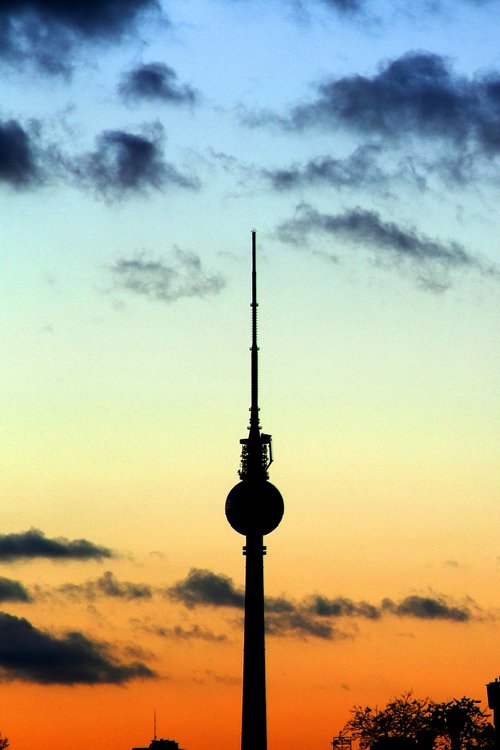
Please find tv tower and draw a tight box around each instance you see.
[225,230,284,750]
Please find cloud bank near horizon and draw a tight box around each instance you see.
[167,569,480,640]
[0,612,156,685]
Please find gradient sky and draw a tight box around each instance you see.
[1,1,499,749]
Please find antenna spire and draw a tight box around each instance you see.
[250,229,259,437]
[236,231,273,480]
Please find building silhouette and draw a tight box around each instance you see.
[487,677,500,750]
[133,740,184,750]
[225,231,284,750]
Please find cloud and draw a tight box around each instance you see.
[284,52,500,157]
[262,144,386,191]
[168,569,245,609]
[0,612,156,684]
[265,611,345,640]
[0,577,32,603]
[71,124,198,199]
[136,621,227,642]
[119,63,198,105]
[265,596,295,613]
[267,592,477,636]
[276,203,495,289]
[0,120,197,198]
[58,571,152,601]
[320,0,365,10]
[110,249,226,303]
[167,569,482,640]
[306,593,474,622]
[0,0,162,75]
[0,120,41,188]
[0,529,113,563]
[304,594,381,619]
[293,0,366,13]
[382,595,472,622]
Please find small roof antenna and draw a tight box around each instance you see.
[154,708,157,741]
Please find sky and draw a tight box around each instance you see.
[1,0,500,748]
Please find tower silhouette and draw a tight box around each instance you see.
[225,230,284,750]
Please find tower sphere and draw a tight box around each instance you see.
[225,479,284,536]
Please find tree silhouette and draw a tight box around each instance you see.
[0,734,8,749]
[341,693,495,750]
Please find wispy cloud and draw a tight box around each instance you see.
[292,0,367,14]
[0,612,155,684]
[276,203,496,290]
[319,0,365,11]
[134,619,227,642]
[110,249,226,303]
[0,0,162,75]
[265,611,347,640]
[262,144,386,191]
[0,529,113,563]
[57,571,152,601]
[119,63,198,105]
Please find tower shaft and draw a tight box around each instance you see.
[242,533,267,750]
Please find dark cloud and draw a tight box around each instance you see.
[0,121,197,198]
[0,120,41,187]
[319,0,365,11]
[382,595,472,622]
[292,0,367,14]
[110,249,226,303]
[0,0,162,75]
[168,569,245,609]
[167,569,480,639]
[305,594,380,619]
[265,596,295,613]
[119,63,198,105]
[305,593,474,622]
[0,612,155,684]
[265,611,343,640]
[262,144,385,191]
[0,529,113,562]
[72,124,198,199]
[276,203,494,289]
[58,571,152,601]
[169,570,299,615]
[284,52,500,158]
[267,592,477,636]
[0,577,32,603]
